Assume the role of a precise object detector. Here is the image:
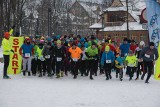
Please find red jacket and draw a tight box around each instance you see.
[130,44,137,53]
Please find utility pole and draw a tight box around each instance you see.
[126,0,130,39]
[36,18,39,35]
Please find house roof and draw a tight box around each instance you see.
[103,6,126,12]
[89,0,146,31]
[100,22,146,31]
[89,23,102,29]
[79,2,97,18]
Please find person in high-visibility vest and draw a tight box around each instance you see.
[2,32,14,79]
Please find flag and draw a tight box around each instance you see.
[146,0,160,47]
[8,36,24,74]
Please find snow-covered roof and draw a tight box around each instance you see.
[103,0,146,22]
[79,2,97,18]
[89,23,102,29]
[103,6,126,12]
[100,22,146,31]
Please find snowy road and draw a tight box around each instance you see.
[0,62,160,107]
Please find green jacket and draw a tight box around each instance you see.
[37,47,44,59]
[2,38,11,55]
[86,46,98,60]
[88,40,98,47]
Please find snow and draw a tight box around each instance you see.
[100,22,145,31]
[79,2,97,18]
[89,23,102,29]
[0,61,160,107]
[90,0,146,31]
[103,6,127,12]
[0,48,3,58]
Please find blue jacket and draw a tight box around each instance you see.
[116,56,125,65]
[120,43,130,56]
[78,42,88,48]
[20,44,34,56]
[101,51,115,65]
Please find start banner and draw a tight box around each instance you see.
[154,42,160,80]
[8,36,24,74]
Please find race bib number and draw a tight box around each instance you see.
[45,55,50,59]
[73,58,78,62]
[94,58,97,60]
[106,60,111,63]
[145,54,150,58]
[128,63,134,67]
[39,56,45,61]
[124,53,128,57]
[57,57,62,61]
[34,55,37,60]
[25,53,30,57]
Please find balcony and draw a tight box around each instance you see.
[105,21,124,26]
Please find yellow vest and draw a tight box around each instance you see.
[125,55,137,67]
[37,47,43,58]
[2,38,11,55]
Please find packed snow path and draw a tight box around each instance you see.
[0,63,160,107]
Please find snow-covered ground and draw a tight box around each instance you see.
[0,48,3,58]
[0,61,160,107]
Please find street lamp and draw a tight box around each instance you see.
[126,0,130,39]
[102,16,105,31]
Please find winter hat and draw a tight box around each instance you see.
[57,40,61,44]
[25,37,30,41]
[140,41,145,46]
[80,38,85,42]
[105,39,109,43]
[73,37,77,41]
[64,42,68,47]
[91,36,95,40]
[40,39,44,43]
[129,50,133,54]
[72,42,77,46]
[56,35,61,39]
[35,35,40,38]
[123,38,128,42]
[105,46,110,52]
[4,32,10,39]
[70,38,73,42]
[149,42,155,46]
[47,37,52,42]
[41,36,45,40]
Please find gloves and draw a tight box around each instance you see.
[10,50,14,53]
